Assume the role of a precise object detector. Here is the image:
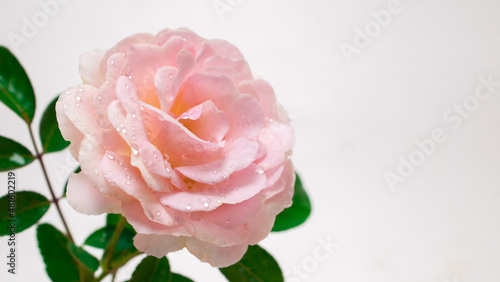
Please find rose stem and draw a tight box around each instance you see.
[101,216,128,273]
[28,124,74,243]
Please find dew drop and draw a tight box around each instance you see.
[79,87,84,92]
[186,204,192,211]
[126,180,131,185]
[194,144,203,152]
[106,153,114,160]
[63,104,68,109]
[75,96,82,101]
[94,168,99,175]
[256,168,264,174]
[121,128,127,134]
[145,210,153,219]
[155,210,161,217]
[75,103,80,107]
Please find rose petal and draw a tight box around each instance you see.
[175,138,258,185]
[134,233,185,258]
[140,102,224,167]
[200,197,262,229]
[122,200,189,236]
[158,164,266,211]
[101,152,176,226]
[185,238,248,268]
[182,72,238,111]
[79,50,105,87]
[66,173,121,215]
[223,94,265,140]
[178,100,229,142]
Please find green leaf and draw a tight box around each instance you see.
[39,95,70,153]
[106,213,135,232]
[37,224,82,282]
[0,191,50,236]
[272,173,311,232]
[85,215,139,269]
[68,243,99,272]
[0,135,35,171]
[171,273,194,282]
[63,166,80,197]
[220,245,283,282]
[84,225,136,251]
[0,46,36,124]
[130,256,171,282]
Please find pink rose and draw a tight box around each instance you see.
[56,28,295,267]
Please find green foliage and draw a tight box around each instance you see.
[272,173,311,232]
[219,245,284,282]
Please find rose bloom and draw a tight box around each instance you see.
[57,28,295,267]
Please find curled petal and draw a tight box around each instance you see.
[67,173,121,215]
[185,238,248,268]
[79,50,105,87]
[158,164,266,211]
[134,233,185,258]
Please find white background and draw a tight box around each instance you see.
[1,0,500,281]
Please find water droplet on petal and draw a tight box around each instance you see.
[155,210,161,217]
[145,210,153,219]
[126,180,131,185]
[194,144,203,152]
[75,103,80,107]
[94,168,99,175]
[106,153,114,160]
[186,204,192,211]
[75,96,81,101]
[130,145,139,156]
[203,202,209,208]
[121,128,127,134]
[256,168,264,174]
